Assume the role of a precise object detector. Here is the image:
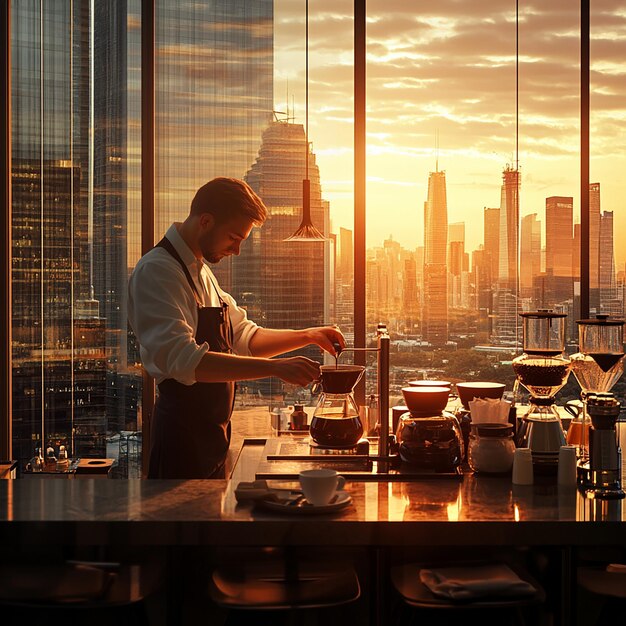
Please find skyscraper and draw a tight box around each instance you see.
[10,3,107,464]
[235,120,328,377]
[520,213,541,300]
[94,1,131,433]
[498,167,520,289]
[338,227,354,284]
[10,1,275,469]
[545,196,573,305]
[599,211,618,314]
[545,197,573,277]
[403,254,419,334]
[589,182,601,310]
[573,223,581,281]
[423,169,448,345]
[154,0,274,237]
[334,228,354,338]
[483,207,500,289]
[448,222,469,309]
[492,167,520,346]
[472,247,492,338]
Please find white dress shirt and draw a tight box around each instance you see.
[128,223,260,385]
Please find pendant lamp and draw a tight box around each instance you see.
[284,0,326,242]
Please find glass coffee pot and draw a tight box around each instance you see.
[569,316,625,458]
[396,386,463,473]
[513,310,571,473]
[310,365,365,447]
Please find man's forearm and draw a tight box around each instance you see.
[194,351,278,383]
[248,327,312,358]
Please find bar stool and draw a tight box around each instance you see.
[208,548,361,625]
[0,559,163,625]
[577,564,626,624]
[390,561,545,626]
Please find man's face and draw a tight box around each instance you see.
[198,213,256,263]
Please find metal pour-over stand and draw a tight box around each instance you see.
[256,324,395,478]
[255,324,459,480]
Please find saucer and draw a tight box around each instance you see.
[258,491,352,515]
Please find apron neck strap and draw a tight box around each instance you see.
[156,236,228,309]
[156,236,203,306]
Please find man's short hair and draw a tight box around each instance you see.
[190,177,267,225]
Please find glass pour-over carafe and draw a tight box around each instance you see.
[310,365,365,447]
[513,310,571,473]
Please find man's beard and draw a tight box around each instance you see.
[199,233,221,263]
[204,251,222,263]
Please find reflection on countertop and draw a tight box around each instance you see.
[1,408,624,547]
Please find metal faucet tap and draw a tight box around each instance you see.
[376,323,390,471]
[333,323,391,472]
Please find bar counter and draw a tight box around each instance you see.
[1,472,624,547]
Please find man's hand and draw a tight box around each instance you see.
[271,356,321,386]
[306,325,346,356]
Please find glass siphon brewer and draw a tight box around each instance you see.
[569,315,625,485]
[310,365,366,447]
[513,310,571,474]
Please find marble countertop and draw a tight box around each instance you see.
[1,409,624,547]
[0,473,624,547]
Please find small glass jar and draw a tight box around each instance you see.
[467,423,515,474]
[289,404,309,431]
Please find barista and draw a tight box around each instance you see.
[128,177,344,479]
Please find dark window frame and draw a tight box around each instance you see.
[0,1,594,463]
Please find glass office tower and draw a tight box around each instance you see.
[423,168,449,345]
[10,1,103,464]
[155,0,273,239]
[233,119,329,402]
[10,0,274,472]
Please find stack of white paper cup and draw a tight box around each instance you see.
[512,448,533,485]
[558,445,577,487]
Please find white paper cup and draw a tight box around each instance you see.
[512,448,534,485]
[299,469,346,505]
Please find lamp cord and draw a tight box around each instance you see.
[305,0,309,181]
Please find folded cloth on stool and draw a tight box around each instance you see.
[419,563,536,601]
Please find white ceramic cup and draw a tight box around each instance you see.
[298,469,346,505]
[512,447,534,485]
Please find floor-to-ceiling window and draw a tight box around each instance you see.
[8,0,143,475]
[361,0,625,408]
[3,1,622,471]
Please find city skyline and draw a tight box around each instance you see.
[274,0,626,265]
[7,1,625,473]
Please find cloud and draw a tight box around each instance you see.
[273,0,626,258]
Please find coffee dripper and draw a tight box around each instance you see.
[569,316,624,460]
[513,310,571,474]
[310,324,392,470]
[310,364,366,447]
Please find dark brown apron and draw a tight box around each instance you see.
[147,236,235,479]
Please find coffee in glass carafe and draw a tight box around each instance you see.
[310,365,365,447]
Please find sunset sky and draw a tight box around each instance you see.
[274,0,626,266]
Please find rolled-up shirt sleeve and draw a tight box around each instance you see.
[217,288,260,356]
[128,256,209,385]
